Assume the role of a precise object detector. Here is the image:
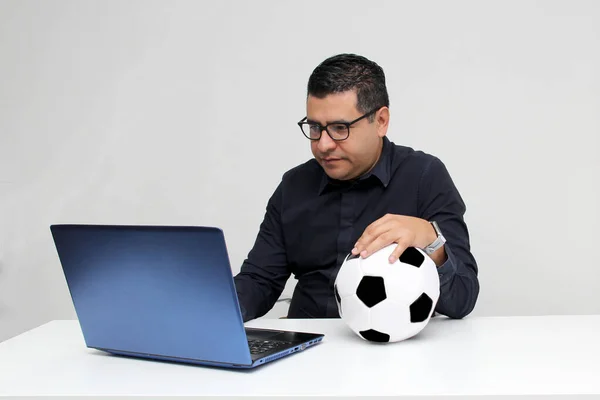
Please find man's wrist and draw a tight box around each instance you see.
[423,220,447,266]
[430,245,447,267]
[426,220,438,244]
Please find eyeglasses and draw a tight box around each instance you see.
[297,106,382,141]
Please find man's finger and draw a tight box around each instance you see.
[360,231,396,258]
[352,221,392,255]
[389,236,411,264]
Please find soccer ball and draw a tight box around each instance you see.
[334,244,440,343]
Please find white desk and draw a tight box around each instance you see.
[0,315,599,399]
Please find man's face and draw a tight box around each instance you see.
[307,90,389,181]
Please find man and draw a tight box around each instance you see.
[234,53,479,321]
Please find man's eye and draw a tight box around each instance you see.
[330,124,347,133]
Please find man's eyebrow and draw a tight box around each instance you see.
[306,118,350,125]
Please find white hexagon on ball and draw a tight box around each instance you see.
[338,294,371,334]
[369,300,411,342]
[333,244,440,343]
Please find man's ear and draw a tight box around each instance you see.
[376,107,390,137]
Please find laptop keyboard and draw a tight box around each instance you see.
[247,339,292,355]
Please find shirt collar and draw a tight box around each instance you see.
[318,136,392,195]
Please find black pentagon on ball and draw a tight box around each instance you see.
[356,276,386,308]
[359,329,390,343]
[410,293,433,323]
[399,246,425,267]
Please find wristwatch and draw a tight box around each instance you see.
[423,221,446,255]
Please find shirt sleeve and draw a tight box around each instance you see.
[418,157,480,319]
[233,181,291,322]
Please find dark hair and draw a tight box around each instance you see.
[307,53,389,121]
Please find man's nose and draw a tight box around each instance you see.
[317,129,336,152]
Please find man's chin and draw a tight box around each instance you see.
[322,167,350,181]
[318,159,353,180]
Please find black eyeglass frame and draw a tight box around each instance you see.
[297,106,383,141]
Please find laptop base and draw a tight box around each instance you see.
[97,332,323,369]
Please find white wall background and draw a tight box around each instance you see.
[1,0,598,342]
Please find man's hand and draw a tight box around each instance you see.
[351,214,446,266]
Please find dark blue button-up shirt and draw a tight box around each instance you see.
[234,136,479,321]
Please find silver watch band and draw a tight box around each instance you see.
[424,221,446,255]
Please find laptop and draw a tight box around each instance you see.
[49,224,324,369]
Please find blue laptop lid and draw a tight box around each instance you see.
[50,224,253,366]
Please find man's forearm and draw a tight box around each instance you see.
[234,262,290,322]
[434,246,479,318]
